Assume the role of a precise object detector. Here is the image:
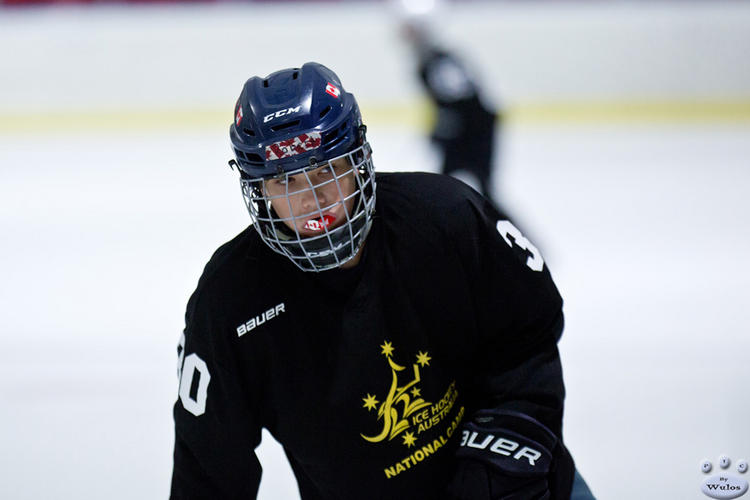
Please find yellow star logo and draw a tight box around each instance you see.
[402,431,417,448]
[416,351,431,367]
[380,340,394,357]
[362,393,379,411]
[410,387,421,398]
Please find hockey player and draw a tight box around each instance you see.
[401,17,501,206]
[171,62,594,499]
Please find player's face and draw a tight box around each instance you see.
[263,157,357,237]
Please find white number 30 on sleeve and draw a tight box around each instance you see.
[496,220,544,272]
[177,333,211,416]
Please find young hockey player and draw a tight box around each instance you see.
[171,62,594,500]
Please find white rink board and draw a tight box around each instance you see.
[0,1,749,116]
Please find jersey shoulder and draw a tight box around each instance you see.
[197,226,256,289]
[184,225,270,329]
[373,171,547,278]
[375,171,495,231]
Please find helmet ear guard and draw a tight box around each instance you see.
[229,63,376,272]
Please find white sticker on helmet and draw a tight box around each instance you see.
[265,132,322,160]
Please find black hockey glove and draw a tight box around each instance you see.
[444,410,557,500]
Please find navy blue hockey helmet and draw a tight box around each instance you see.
[229,63,376,272]
[230,62,364,177]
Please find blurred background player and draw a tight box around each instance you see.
[397,0,503,208]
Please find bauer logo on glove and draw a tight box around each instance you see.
[455,410,556,477]
[459,429,544,466]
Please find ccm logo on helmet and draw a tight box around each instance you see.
[264,106,301,123]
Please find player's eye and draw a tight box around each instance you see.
[265,177,293,195]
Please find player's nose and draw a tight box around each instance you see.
[299,184,327,214]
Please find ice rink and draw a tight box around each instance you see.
[3,118,749,500]
[1,3,749,500]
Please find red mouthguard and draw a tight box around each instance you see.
[304,214,336,231]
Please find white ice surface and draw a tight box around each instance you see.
[1,121,749,499]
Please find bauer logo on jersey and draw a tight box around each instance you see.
[265,132,322,161]
[325,82,340,98]
[236,302,286,337]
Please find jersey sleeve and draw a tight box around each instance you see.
[171,287,263,500]
[446,189,563,423]
[445,186,574,499]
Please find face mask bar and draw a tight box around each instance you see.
[239,142,376,272]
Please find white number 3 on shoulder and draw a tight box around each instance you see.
[496,220,544,272]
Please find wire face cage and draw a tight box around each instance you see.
[240,142,376,272]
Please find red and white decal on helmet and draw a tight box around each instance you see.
[304,214,336,232]
[325,83,340,98]
[265,132,322,161]
[235,105,243,126]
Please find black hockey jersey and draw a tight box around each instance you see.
[171,172,573,499]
